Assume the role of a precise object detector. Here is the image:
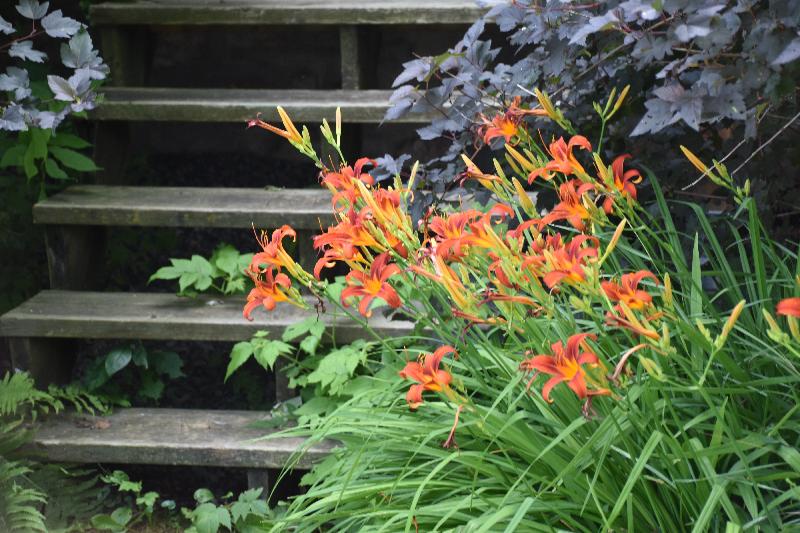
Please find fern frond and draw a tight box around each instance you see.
[0,373,49,417]
[0,460,47,532]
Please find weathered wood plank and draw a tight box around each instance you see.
[0,291,413,343]
[91,0,485,26]
[34,186,335,229]
[31,408,335,469]
[91,88,432,123]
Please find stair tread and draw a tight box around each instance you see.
[92,87,431,123]
[0,290,412,342]
[32,407,333,468]
[91,0,484,25]
[34,185,334,229]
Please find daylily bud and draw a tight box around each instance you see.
[639,356,664,381]
[764,309,792,344]
[680,145,708,174]
[714,299,745,349]
[696,319,713,343]
[505,144,535,173]
[662,274,673,309]
[607,85,630,120]
[599,218,627,266]
[512,177,537,217]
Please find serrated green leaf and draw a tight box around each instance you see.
[308,320,325,339]
[212,244,241,275]
[282,316,319,342]
[299,334,320,356]
[153,351,184,379]
[216,507,232,530]
[194,489,215,504]
[190,255,215,276]
[179,272,200,293]
[149,265,182,282]
[193,503,221,533]
[138,373,165,401]
[225,342,253,381]
[306,341,367,394]
[195,275,213,292]
[253,340,293,370]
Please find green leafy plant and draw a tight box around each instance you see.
[90,470,167,532]
[82,342,184,406]
[0,372,108,531]
[182,487,272,533]
[150,243,254,296]
[235,104,800,530]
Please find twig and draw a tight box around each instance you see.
[681,104,771,191]
[731,109,800,176]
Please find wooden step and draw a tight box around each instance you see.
[0,291,413,343]
[92,88,430,123]
[91,0,485,26]
[34,186,334,229]
[31,408,332,469]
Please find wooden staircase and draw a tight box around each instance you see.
[0,0,480,495]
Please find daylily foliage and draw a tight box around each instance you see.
[243,96,800,530]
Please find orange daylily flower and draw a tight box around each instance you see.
[321,157,377,210]
[520,333,609,403]
[430,204,513,260]
[465,204,515,252]
[601,271,659,311]
[313,209,378,278]
[461,154,503,191]
[777,297,800,317]
[341,252,402,317]
[243,268,292,320]
[429,209,483,261]
[601,154,643,213]
[487,252,517,289]
[480,113,520,144]
[247,107,303,144]
[528,135,592,183]
[478,96,547,145]
[399,346,456,409]
[524,234,599,289]
[537,179,596,232]
[250,224,300,276]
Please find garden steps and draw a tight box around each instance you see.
[4,0,470,497]
[0,291,412,343]
[91,88,432,123]
[29,408,333,470]
[90,0,485,26]
[34,185,334,229]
